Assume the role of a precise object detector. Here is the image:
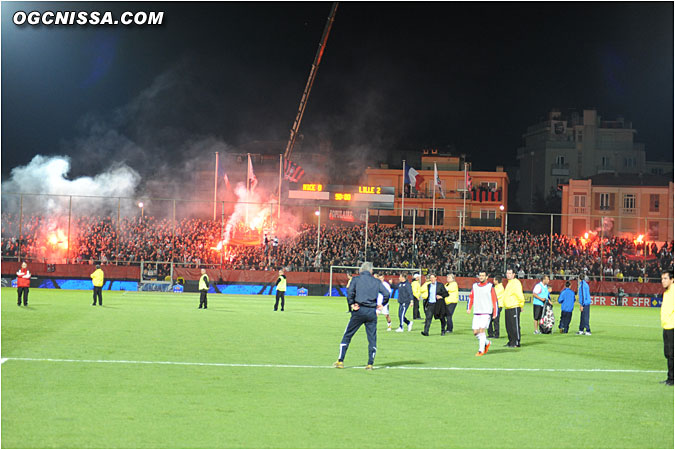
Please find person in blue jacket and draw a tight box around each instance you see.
[577,275,592,335]
[557,281,576,333]
[334,262,390,370]
[394,273,414,332]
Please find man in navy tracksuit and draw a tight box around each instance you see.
[557,281,576,333]
[395,273,414,332]
[334,262,390,370]
[577,275,592,335]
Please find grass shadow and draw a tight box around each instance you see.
[378,360,424,368]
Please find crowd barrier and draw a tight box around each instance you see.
[1,263,666,307]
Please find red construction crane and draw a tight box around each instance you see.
[283,2,339,161]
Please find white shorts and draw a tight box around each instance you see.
[472,314,491,330]
[376,304,389,316]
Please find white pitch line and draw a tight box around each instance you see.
[0,358,8,364]
[0,357,663,373]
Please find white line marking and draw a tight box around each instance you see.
[0,357,662,373]
[1,358,8,364]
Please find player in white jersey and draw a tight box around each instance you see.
[376,273,393,331]
[467,271,498,356]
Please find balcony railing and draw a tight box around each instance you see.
[622,207,637,215]
[551,163,570,176]
[467,218,502,227]
[572,207,588,214]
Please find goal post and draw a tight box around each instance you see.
[329,265,422,297]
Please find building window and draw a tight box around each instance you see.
[599,193,610,210]
[624,157,636,168]
[573,194,587,213]
[623,194,636,213]
[556,177,568,186]
[556,155,566,166]
[650,194,660,212]
[573,194,586,208]
[480,209,496,220]
[601,156,610,168]
[577,131,583,142]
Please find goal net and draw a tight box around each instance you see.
[328,265,421,297]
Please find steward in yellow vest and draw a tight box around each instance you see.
[198,269,209,309]
[274,269,287,311]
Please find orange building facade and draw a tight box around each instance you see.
[561,174,674,241]
[364,157,509,231]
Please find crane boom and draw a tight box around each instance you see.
[283,2,339,161]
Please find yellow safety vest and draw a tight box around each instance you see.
[199,274,209,291]
[277,276,287,292]
[494,283,505,308]
[90,269,104,287]
[444,281,459,304]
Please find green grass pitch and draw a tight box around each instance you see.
[2,288,673,448]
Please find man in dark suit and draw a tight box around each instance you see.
[421,273,449,336]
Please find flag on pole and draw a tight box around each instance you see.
[434,163,445,199]
[247,154,258,190]
[218,162,231,191]
[283,158,305,182]
[403,163,425,191]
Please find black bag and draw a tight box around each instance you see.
[539,300,555,334]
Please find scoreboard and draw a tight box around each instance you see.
[288,184,395,210]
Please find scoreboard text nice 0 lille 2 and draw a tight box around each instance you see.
[288,184,395,210]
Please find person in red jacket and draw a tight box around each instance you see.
[16,262,31,306]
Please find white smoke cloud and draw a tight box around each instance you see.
[1,155,141,216]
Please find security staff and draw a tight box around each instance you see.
[577,275,592,335]
[411,273,422,319]
[420,273,449,336]
[503,268,525,347]
[444,273,459,333]
[334,262,390,370]
[274,269,287,311]
[395,273,414,332]
[16,262,31,306]
[90,264,105,306]
[488,275,505,338]
[198,268,210,309]
[660,271,673,386]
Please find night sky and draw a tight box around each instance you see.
[1,1,673,180]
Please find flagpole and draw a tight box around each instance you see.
[432,165,436,229]
[213,152,219,221]
[460,162,467,267]
[278,154,282,220]
[401,160,405,227]
[246,153,250,224]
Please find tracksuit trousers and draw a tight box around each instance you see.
[559,311,573,333]
[398,303,411,329]
[505,307,521,346]
[338,306,378,365]
[578,305,591,333]
[664,329,673,384]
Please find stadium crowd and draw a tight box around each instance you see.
[2,213,673,280]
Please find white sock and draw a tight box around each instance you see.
[478,332,486,352]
